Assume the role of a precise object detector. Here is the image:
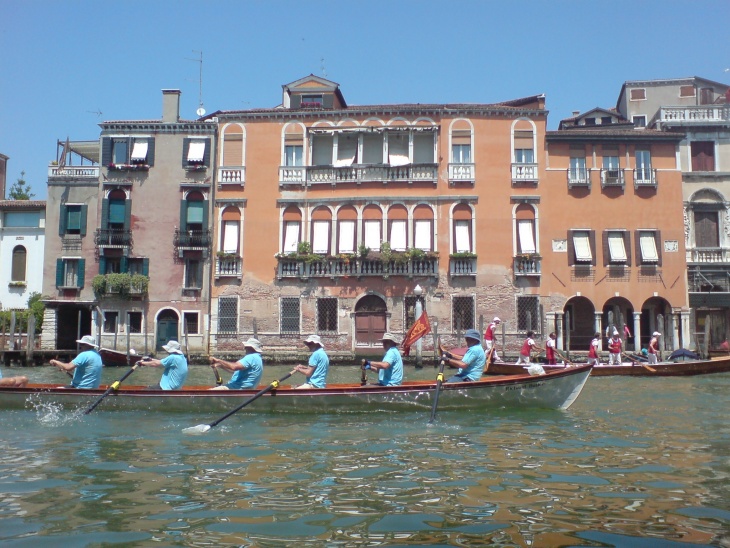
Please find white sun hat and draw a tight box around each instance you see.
[76,335,99,348]
[244,337,264,353]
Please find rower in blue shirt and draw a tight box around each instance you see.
[294,334,329,388]
[50,335,103,389]
[442,329,487,382]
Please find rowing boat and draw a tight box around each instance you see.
[0,365,593,413]
[99,348,144,367]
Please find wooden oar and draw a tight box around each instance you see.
[554,349,574,366]
[360,360,368,386]
[623,351,656,373]
[428,355,447,424]
[483,346,495,374]
[183,370,296,435]
[211,364,223,386]
[83,350,140,415]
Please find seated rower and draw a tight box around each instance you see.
[49,335,102,389]
[209,338,264,390]
[441,329,486,383]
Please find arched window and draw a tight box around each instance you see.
[387,205,408,251]
[336,206,357,254]
[362,204,383,251]
[183,191,206,232]
[11,245,26,282]
[413,204,435,251]
[282,206,302,253]
[514,204,537,255]
[452,204,473,253]
[220,206,241,254]
[310,207,332,255]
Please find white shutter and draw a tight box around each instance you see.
[608,232,627,262]
[455,220,471,253]
[573,232,592,262]
[640,232,659,262]
[517,220,536,254]
[364,220,381,251]
[414,220,431,251]
[338,220,355,253]
[389,220,407,251]
[222,221,239,253]
[334,135,357,167]
[312,221,330,254]
[283,221,300,253]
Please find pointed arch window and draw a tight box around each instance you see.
[11,245,26,282]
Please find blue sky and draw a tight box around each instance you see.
[1,0,728,199]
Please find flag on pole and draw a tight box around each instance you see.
[402,311,431,356]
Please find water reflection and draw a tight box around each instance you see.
[0,371,729,545]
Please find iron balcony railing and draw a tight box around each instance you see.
[277,256,438,279]
[174,229,212,249]
[688,268,730,292]
[567,167,590,188]
[634,168,657,188]
[600,168,624,189]
[94,228,132,247]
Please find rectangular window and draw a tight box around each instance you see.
[452,296,475,331]
[285,145,303,166]
[694,211,720,248]
[517,220,536,254]
[633,115,647,128]
[280,297,300,334]
[636,149,652,181]
[600,116,613,125]
[691,141,715,172]
[569,156,586,181]
[222,220,239,254]
[184,259,202,289]
[130,140,149,163]
[639,231,659,263]
[452,144,471,164]
[103,311,118,334]
[312,220,330,254]
[127,258,145,275]
[311,134,333,166]
[363,220,381,251]
[335,134,358,167]
[283,221,300,253]
[414,220,432,251]
[630,88,646,101]
[317,297,338,333]
[64,259,79,287]
[187,141,206,163]
[516,296,540,333]
[573,230,593,263]
[700,88,714,105]
[183,312,199,335]
[387,133,409,166]
[515,149,534,163]
[302,95,323,107]
[113,139,129,164]
[362,133,384,164]
[454,220,471,253]
[5,211,41,227]
[128,311,142,334]
[680,85,696,98]
[338,220,355,254]
[218,296,238,334]
[413,133,435,164]
[66,205,82,234]
[389,220,407,251]
[104,257,122,274]
[607,231,627,263]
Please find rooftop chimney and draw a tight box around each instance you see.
[162,89,181,123]
[572,110,580,117]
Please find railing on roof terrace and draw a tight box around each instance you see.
[657,105,730,125]
[688,248,730,263]
[277,256,438,279]
[280,164,438,186]
[48,165,100,179]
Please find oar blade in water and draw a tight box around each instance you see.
[182,424,211,435]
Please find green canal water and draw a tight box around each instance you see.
[1,364,729,546]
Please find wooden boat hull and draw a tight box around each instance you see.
[0,365,592,413]
[99,348,144,367]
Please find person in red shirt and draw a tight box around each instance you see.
[545,332,557,365]
[608,331,622,365]
[516,331,539,365]
[484,317,501,362]
[588,332,601,366]
[648,332,661,365]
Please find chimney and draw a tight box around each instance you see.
[572,110,580,117]
[162,89,181,123]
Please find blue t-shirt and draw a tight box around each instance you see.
[227,353,263,389]
[159,353,188,390]
[458,344,487,381]
[378,347,403,386]
[306,347,329,388]
[72,349,103,389]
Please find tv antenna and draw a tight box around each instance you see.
[87,109,103,118]
[186,50,206,117]
[321,57,327,77]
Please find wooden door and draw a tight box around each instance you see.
[354,295,387,347]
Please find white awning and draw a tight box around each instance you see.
[389,220,407,251]
[455,220,471,253]
[518,220,536,254]
[222,221,239,253]
[640,232,659,262]
[338,220,355,254]
[573,232,592,262]
[608,232,627,262]
[283,221,300,253]
[312,221,330,254]
[414,220,431,251]
[187,141,206,162]
[130,141,148,162]
[364,220,381,251]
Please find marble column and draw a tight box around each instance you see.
[594,312,603,351]
[680,310,691,350]
[633,312,642,352]
[555,312,564,350]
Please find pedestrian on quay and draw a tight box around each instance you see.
[545,332,557,365]
[362,333,403,386]
[441,329,486,383]
[293,334,329,389]
[49,335,102,389]
[648,332,661,365]
[140,340,188,390]
[209,338,264,390]
[588,332,601,366]
[516,331,539,365]
[608,331,622,365]
[484,317,502,362]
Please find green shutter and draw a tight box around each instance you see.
[77,259,86,288]
[79,205,88,237]
[182,138,191,167]
[179,200,187,231]
[59,205,67,236]
[101,137,113,166]
[121,256,128,273]
[146,139,155,166]
[124,200,131,231]
[101,199,109,229]
[187,201,203,224]
[108,199,125,224]
[202,200,209,229]
[99,256,107,275]
[142,258,149,276]
[56,259,64,287]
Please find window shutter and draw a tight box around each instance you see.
[201,200,209,230]
[101,199,109,229]
[624,231,632,267]
[179,200,187,232]
[56,259,64,287]
[322,94,334,108]
[146,138,155,166]
[59,205,67,236]
[203,139,211,167]
[182,138,191,167]
[634,230,642,265]
[99,256,107,275]
[78,259,86,288]
[655,230,662,266]
[602,231,610,266]
[79,205,88,236]
[567,230,575,266]
[124,200,131,231]
[142,258,150,277]
[121,256,128,273]
[197,260,204,285]
[101,137,113,166]
[589,230,596,266]
[290,95,302,109]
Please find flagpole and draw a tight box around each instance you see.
[414,285,423,367]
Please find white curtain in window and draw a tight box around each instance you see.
[640,232,659,262]
[455,220,471,253]
[414,220,431,251]
[573,232,592,262]
[338,220,355,253]
[388,134,410,166]
[389,220,407,251]
[364,220,381,251]
[188,141,206,162]
[312,221,330,254]
[608,232,627,262]
[222,221,239,253]
[517,220,536,254]
[334,135,357,167]
[283,221,300,253]
[130,141,148,162]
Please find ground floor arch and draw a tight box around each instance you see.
[602,297,634,350]
[156,309,179,351]
[354,294,387,347]
[641,297,673,352]
[563,296,595,351]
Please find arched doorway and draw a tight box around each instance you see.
[564,296,595,351]
[156,309,179,351]
[641,297,673,351]
[602,297,634,350]
[354,295,387,347]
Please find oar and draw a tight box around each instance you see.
[360,360,368,386]
[212,364,223,386]
[428,348,448,424]
[183,370,296,435]
[623,351,656,372]
[483,346,495,374]
[83,350,139,415]
[554,349,574,366]
[50,355,73,379]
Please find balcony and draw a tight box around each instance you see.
[514,255,541,276]
[600,168,624,189]
[688,267,730,292]
[95,228,132,249]
[688,248,730,263]
[448,163,475,184]
[48,165,100,179]
[215,256,243,279]
[92,273,149,299]
[277,255,439,280]
[449,256,477,277]
[511,163,539,185]
[634,168,657,189]
[279,164,438,186]
[656,105,730,127]
[567,167,590,189]
[218,166,245,187]
[174,229,212,250]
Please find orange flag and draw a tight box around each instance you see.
[402,311,432,356]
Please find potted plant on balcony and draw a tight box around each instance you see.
[449,251,477,259]
[216,251,238,259]
[129,274,149,295]
[91,275,107,295]
[358,244,370,259]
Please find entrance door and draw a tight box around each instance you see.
[56,305,92,350]
[156,310,179,351]
[354,295,387,347]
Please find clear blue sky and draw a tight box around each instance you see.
[2,0,728,199]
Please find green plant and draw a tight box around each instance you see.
[28,292,46,333]
[216,251,237,259]
[450,251,477,259]
[379,241,392,264]
[106,273,131,294]
[407,248,426,261]
[92,274,107,295]
[8,281,27,287]
[130,274,150,294]
[358,244,370,258]
[297,241,312,255]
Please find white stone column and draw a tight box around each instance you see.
[680,310,691,350]
[555,311,564,350]
[594,312,603,351]
[633,312,642,352]
[672,311,680,350]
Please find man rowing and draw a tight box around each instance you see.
[49,335,102,389]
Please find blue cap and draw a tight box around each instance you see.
[465,329,481,341]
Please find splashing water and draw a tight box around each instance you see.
[26,393,83,426]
